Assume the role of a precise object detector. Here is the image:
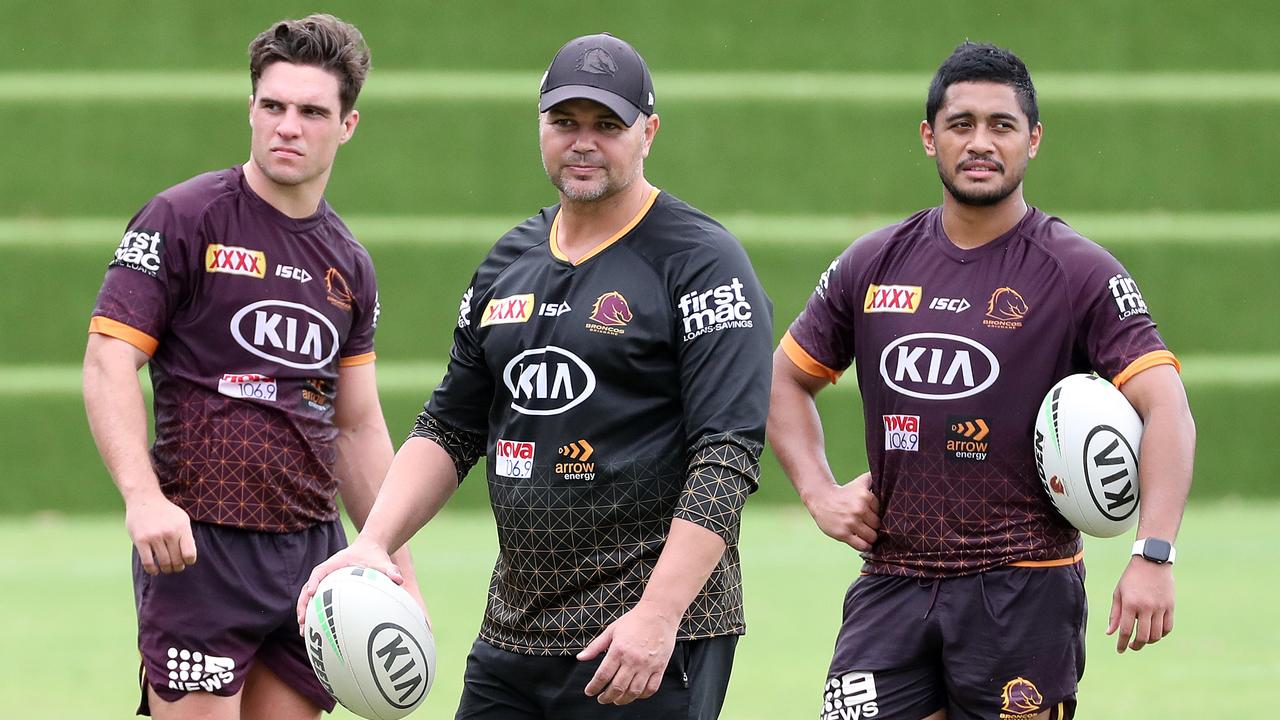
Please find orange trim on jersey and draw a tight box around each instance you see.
[88,316,159,356]
[1008,550,1085,568]
[549,187,660,266]
[338,351,376,367]
[1112,350,1180,388]
[780,331,842,384]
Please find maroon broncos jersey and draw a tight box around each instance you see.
[784,207,1178,577]
[90,166,379,532]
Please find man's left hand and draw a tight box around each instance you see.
[1107,556,1175,653]
[577,600,679,704]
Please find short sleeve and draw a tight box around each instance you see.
[672,237,773,450]
[89,196,198,355]
[424,278,494,437]
[338,246,379,367]
[1072,248,1178,386]
[782,244,861,383]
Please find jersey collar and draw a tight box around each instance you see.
[549,187,661,266]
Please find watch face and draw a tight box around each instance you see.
[1144,538,1172,563]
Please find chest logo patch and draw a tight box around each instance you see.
[983,287,1029,329]
[864,284,922,314]
[503,346,597,416]
[206,244,266,279]
[230,300,339,370]
[879,332,999,400]
[481,294,535,327]
[586,291,632,335]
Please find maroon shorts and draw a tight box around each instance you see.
[823,562,1086,720]
[133,519,345,715]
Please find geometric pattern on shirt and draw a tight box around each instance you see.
[150,380,338,533]
[675,432,762,544]
[862,451,1082,578]
[407,411,484,484]
[478,453,745,656]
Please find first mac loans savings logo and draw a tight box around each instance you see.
[1109,274,1149,320]
[678,277,753,341]
[110,228,165,277]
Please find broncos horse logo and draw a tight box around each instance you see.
[986,286,1029,322]
[589,291,633,327]
[1000,677,1044,716]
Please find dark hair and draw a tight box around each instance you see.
[248,14,370,117]
[925,42,1037,128]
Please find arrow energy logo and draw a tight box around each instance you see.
[946,416,990,461]
[556,439,596,481]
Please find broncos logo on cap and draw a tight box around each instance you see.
[1000,677,1044,715]
[576,48,618,76]
[590,291,632,327]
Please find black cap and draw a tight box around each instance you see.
[538,33,655,126]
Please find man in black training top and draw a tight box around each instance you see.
[299,33,772,719]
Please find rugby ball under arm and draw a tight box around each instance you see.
[304,566,435,720]
[1034,373,1143,538]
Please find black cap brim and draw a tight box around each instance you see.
[539,85,643,126]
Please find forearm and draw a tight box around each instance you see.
[640,518,727,619]
[1133,400,1195,542]
[349,437,460,555]
[83,337,160,502]
[768,368,838,507]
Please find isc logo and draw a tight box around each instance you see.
[502,346,596,415]
[878,333,999,401]
[481,294,535,327]
[864,284,922,314]
[230,300,339,370]
[276,264,312,283]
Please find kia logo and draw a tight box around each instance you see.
[502,346,596,416]
[230,300,339,370]
[878,333,999,400]
[1083,427,1139,521]
[367,623,428,709]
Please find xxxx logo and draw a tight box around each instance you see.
[481,294,535,328]
[864,284,922,314]
[205,244,266,278]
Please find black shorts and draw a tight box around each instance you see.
[456,636,738,719]
[133,519,346,715]
[824,563,1086,720]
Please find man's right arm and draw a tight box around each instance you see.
[767,347,880,551]
[83,332,197,574]
[295,431,469,625]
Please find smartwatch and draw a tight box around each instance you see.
[1132,537,1176,565]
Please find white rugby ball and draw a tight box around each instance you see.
[1034,373,1143,538]
[304,566,435,720]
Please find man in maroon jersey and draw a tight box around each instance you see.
[769,43,1195,720]
[82,15,419,719]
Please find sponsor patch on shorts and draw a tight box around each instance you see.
[823,671,879,719]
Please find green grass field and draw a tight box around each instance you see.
[2,501,1274,719]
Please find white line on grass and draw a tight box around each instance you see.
[4,71,1280,104]
[4,356,1276,396]
[3,213,1280,249]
